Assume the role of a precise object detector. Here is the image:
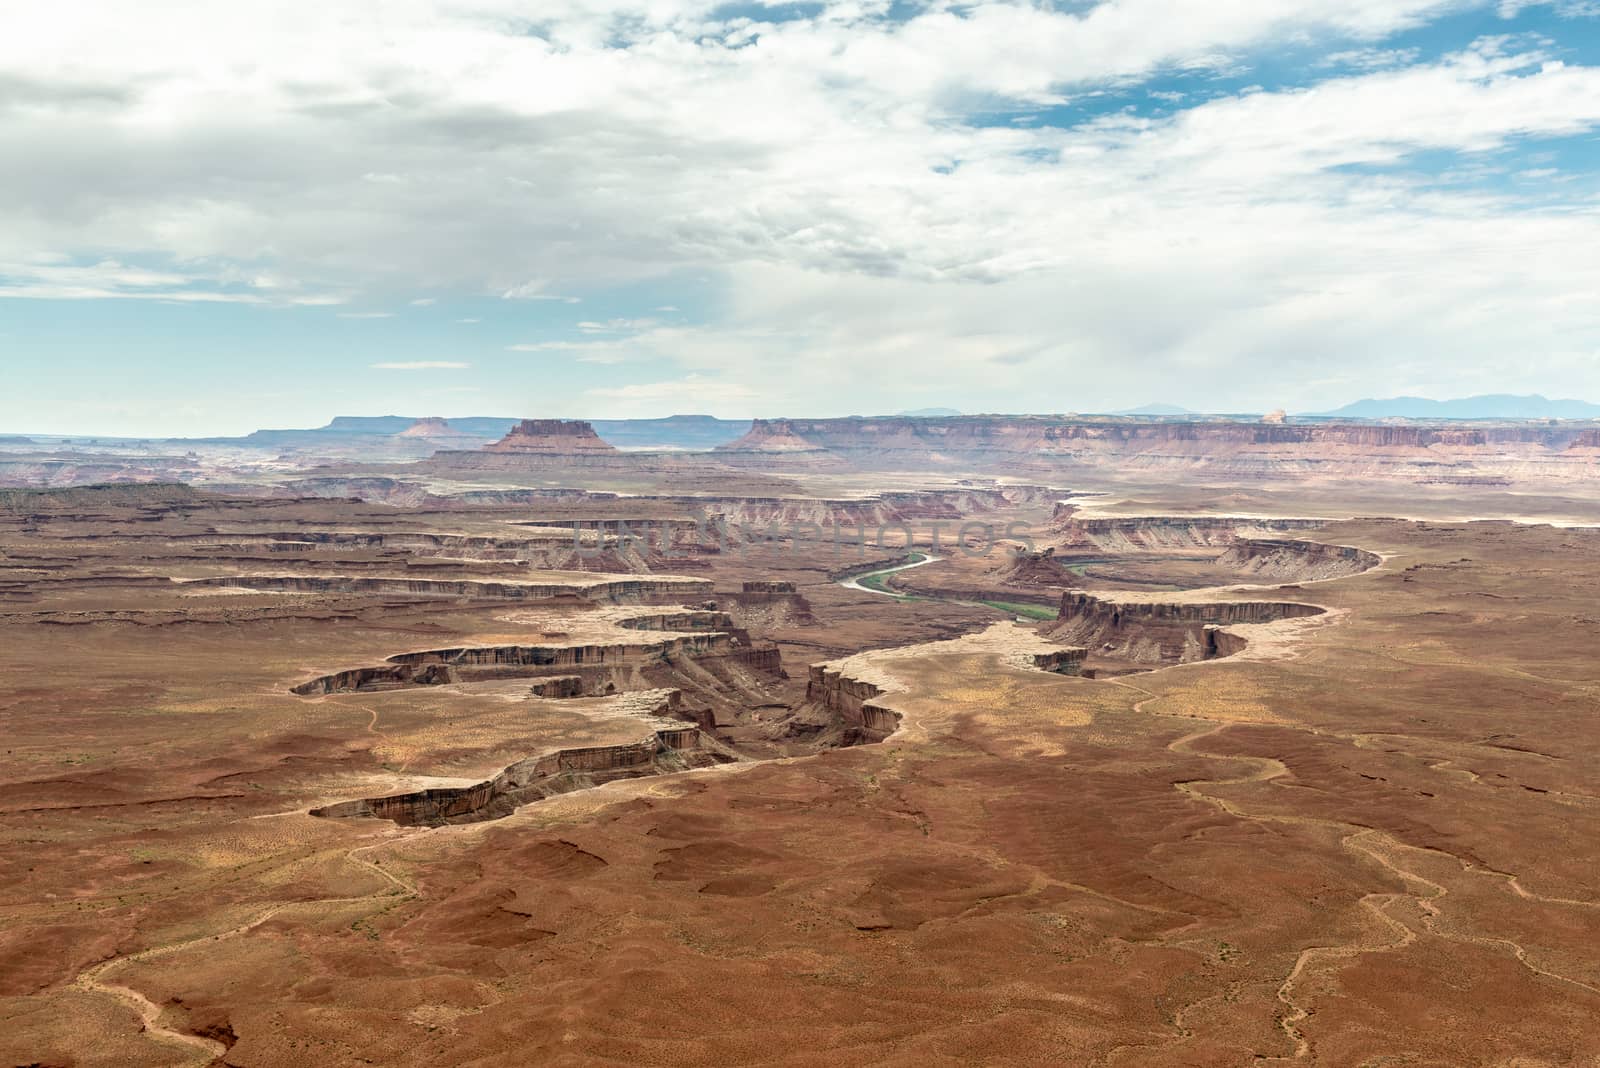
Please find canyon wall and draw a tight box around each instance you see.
[804,665,901,740]
[1214,537,1382,582]
[1050,513,1328,551]
[712,417,1600,482]
[484,420,620,454]
[182,574,712,603]
[312,712,717,825]
[1049,592,1324,664]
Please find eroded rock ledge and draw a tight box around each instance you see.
[1214,537,1381,581]
[1050,512,1329,550]
[180,574,711,603]
[1048,591,1324,665]
[311,691,722,825]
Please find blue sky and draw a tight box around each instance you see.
[3,0,1600,435]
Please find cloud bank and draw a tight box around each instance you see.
[4,0,1600,420]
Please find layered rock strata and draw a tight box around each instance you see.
[1048,592,1324,664]
[311,692,719,825]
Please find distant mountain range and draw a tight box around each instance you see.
[896,407,963,417]
[192,414,752,452]
[1313,394,1600,420]
[1112,403,1195,416]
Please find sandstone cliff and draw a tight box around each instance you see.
[1213,538,1381,582]
[1048,591,1324,664]
[702,416,1600,482]
[311,691,720,825]
[486,419,620,454]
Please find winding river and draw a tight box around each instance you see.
[838,552,941,596]
[837,553,1057,620]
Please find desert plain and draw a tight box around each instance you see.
[0,415,1598,1066]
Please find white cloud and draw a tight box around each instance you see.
[369,360,470,370]
[409,297,437,306]
[1320,47,1422,69]
[338,311,393,319]
[0,258,288,302]
[502,281,582,303]
[585,374,757,413]
[576,318,660,333]
[508,340,627,363]
[4,3,1600,412]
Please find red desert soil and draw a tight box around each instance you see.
[0,484,1598,1066]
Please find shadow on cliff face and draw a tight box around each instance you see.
[301,609,865,826]
[1046,592,1325,670]
[305,526,1375,827]
[311,691,730,826]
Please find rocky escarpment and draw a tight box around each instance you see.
[1032,647,1088,674]
[290,601,786,697]
[706,580,817,629]
[644,487,1043,532]
[485,419,621,454]
[705,416,1600,482]
[741,580,796,594]
[420,418,645,473]
[291,663,456,696]
[180,574,711,603]
[1050,512,1328,551]
[527,675,585,698]
[713,419,850,470]
[801,626,1089,744]
[311,692,723,825]
[388,632,733,670]
[1048,592,1324,665]
[1214,538,1381,582]
[804,665,902,741]
[106,527,710,571]
[1001,547,1073,585]
[291,632,741,695]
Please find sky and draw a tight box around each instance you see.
[3,0,1600,436]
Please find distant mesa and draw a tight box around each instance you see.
[417,418,642,474]
[713,418,848,470]
[588,415,751,451]
[397,417,480,441]
[1261,409,1287,424]
[486,419,620,454]
[716,419,826,453]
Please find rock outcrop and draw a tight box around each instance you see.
[804,665,901,740]
[1214,538,1381,582]
[1050,513,1328,551]
[290,604,784,697]
[181,574,712,603]
[700,416,1600,482]
[484,419,620,454]
[1048,591,1324,664]
[713,419,849,469]
[1001,547,1073,585]
[311,692,722,825]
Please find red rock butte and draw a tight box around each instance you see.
[717,418,831,453]
[485,419,619,454]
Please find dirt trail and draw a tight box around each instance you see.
[1166,719,1600,1060]
[69,839,418,1063]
